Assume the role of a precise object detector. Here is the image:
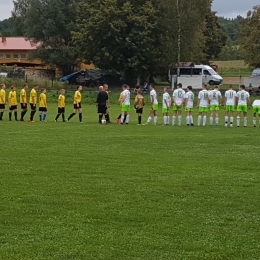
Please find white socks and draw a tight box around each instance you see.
[126,115,130,123]
[253,118,256,126]
[237,116,240,126]
[198,115,202,126]
[172,116,176,126]
[147,116,152,124]
[203,116,207,126]
[154,116,157,124]
[244,117,247,127]
[178,116,182,126]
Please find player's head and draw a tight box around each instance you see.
[149,84,154,90]
[78,85,83,91]
[163,87,168,93]
[202,83,207,90]
[11,85,16,91]
[177,83,182,89]
[240,84,246,90]
[103,84,108,91]
[41,89,46,93]
[214,85,219,90]
[126,85,130,90]
[122,84,127,90]
[23,83,28,89]
[99,85,103,91]
[1,83,6,89]
[187,85,192,91]
[229,84,233,89]
[135,84,140,90]
[33,84,39,89]
[60,89,65,95]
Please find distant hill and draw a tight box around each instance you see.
[0,18,15,36]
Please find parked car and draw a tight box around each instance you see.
[251,68,260,77]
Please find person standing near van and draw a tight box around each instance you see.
[209,86,222,126]
[197,84,209,126]
[172,83,185,126]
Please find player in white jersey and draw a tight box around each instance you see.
[209,86,222,126]
[252,99,260,127]
[224,84,236,127]
[172,83,185,126]
[197,83,209,126]
[146,84,158,125]
[162,87,171,125]
[236,84,250,127]
[185,85,194,126]
[120,84,130,124]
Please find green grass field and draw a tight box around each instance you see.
[1,104,260,260]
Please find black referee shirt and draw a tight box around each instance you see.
[96,91,108,105]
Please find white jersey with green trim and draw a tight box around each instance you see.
[209,90,221,105]
[225,90,236,106]
[198,90,209,108]
[173,89,185,106]
[150,89,158,105]
[162,93,171,109]
[185,91,194,108]
[122,90,130,105]
[236,90,249,105]
[252,100,260,107]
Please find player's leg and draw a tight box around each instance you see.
[67,107,77,121]
[225,108,229,127]
[186,110,190,126]
[215,110,219,126]
[253,112,257,127]
[153,109,157,125]
[237,108,241,127]
[210,108,214,126]
[230,108,234,127]
[190,110,194,126]
[243,111,247,127]
[203,110,207,126]
[177,109,182,126]
[43,108,47,122]
[172,108,177,126]
[0,106,5,120]
[78,106,82,122]
[198,110,202,126]
[55,107,61,122]
[9,107,12,121]
[106,108,111,123]
[146,109,153,124]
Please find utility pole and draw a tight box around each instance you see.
[176,0,181,82]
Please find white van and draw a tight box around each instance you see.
[0,72,8,78]
[169,65,223,87]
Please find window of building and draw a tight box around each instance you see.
[0,54,4,59]
[5,54,11,59]
[20,54,27,59]
[13,54,19,59]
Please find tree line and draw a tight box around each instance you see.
[0,1,259,80]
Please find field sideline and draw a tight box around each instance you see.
[0,104,260,260]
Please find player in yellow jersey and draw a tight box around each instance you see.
[0,83,6,121]
[54,89,66,122]
[8,85,18,121]
[20,83,28,121]
[67,85,83,122]
[39,89,47,122]
[29,84,39,122]
[103,84,111,123]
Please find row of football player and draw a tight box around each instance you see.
[116,83,260,127]
[0,83,84,122]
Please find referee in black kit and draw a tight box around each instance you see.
[96,86,109,124]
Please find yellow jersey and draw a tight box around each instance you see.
[29,88,37,104]
[58,94,65,107]
[39,93,47,107]
[74,90,81,104]
[9,91,18,106]
[20,89,27,103]
[0,89,6,104]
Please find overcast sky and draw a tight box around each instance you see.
[0,0,260,21]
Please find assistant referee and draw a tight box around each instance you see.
[96,86,108,124]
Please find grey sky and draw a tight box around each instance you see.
[0,0,259,20]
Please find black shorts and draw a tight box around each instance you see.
[30,103,36,110]
[9,105,17,111]
[0,104,5,109]
[58,107,65,113]
[136,108,143,114]
[98,104,107,114]
[39,107,47,112]
[21,103,27,110]
[74,103,82,109]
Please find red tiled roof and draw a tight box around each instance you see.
[0,37,38,51]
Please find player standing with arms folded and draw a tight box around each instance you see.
[252,99,260,127]
[39,89,47,122]
[8,86,18,121]
[67,85,83,123]
[236,84,250,127]
[197,84,209,126]
[0,83,6,121]
[172,83,185,126]
[55,89,66,122]
[146,84,158,125]
[29,84,38,122]
[162,87,171,125]
[134,89,145,125]
[185,86,194,126]
[120,84,130,124]
[209,86,222,126]
[224,84,236,127]
[20,83,28,121]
